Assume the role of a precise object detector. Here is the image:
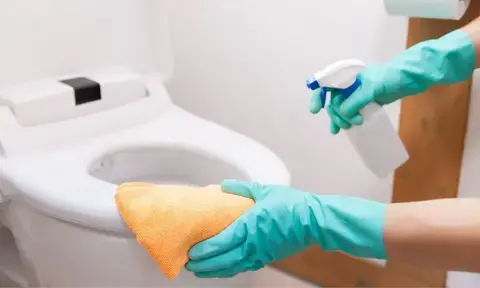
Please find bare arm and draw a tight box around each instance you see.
[461,15,480,68]
[374,17,480,271]
[384,198,480,272]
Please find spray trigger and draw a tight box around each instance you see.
[306,59,365,107]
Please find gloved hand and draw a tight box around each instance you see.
[186,180,387,278]
[310,29,476,134]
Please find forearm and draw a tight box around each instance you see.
[461,15,480,68]
[384,198,480,272]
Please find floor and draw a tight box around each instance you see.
[0,273,21,288]
[0,227,28,288]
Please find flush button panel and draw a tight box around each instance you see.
[0,67,147,127]
[60,77,102,106]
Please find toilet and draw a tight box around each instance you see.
[0,68,290,287]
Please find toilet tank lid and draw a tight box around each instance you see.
[0,67,148,127]
[0,71,173,157]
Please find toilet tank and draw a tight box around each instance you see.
[0,0,175,156]
[0,0,174,88]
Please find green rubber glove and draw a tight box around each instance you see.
[310,29,476,134]
[186,180,387,278]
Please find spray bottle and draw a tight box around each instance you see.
[306,59,409,178]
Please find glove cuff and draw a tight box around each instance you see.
[311,195,388,260]
[380,29,475,101]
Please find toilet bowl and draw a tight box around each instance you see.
[0,68,290,287]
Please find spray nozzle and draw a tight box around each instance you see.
[306,59,366,108]
[306,76,320,90]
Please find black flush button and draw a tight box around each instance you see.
[60,77,101,105]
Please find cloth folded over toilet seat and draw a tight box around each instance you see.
[115,182,254,280]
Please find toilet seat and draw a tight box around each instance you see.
[1,107,289,234]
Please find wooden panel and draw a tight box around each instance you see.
[386,2,480,287]
[271,248,429,287]
[273,2,480,287]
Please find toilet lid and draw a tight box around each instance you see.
[1,107,290,233]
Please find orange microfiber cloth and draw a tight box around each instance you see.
[115,182,254,280]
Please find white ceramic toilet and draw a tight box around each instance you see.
[0,68,290,287]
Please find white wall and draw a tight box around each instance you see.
[166,0,407,204]
[0,0,163,88]
[165,1,479,287]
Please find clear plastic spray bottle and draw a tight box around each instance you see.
[306,59,409,178]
